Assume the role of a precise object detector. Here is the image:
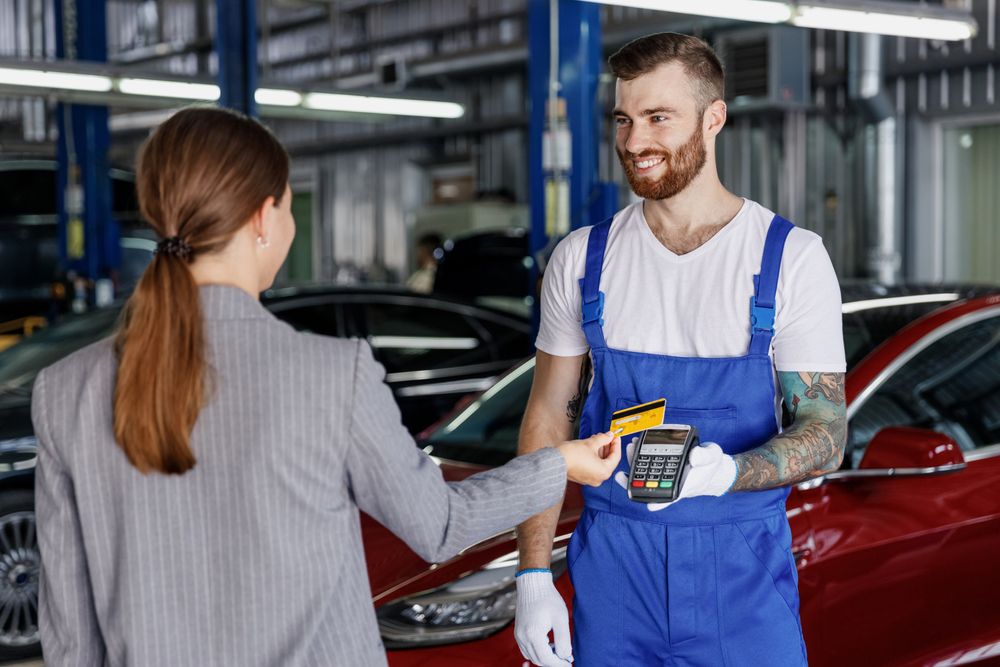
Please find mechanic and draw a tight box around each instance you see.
[513,33,848,667]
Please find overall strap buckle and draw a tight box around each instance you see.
[582,291,605,327]
[749,295,775,335]
[748,214,793,352]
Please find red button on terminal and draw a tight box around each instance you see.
[631,480,644,488]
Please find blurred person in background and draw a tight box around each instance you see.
[406,232,442,293]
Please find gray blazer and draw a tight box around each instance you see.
[33,284,566,666]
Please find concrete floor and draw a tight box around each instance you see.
[2,660,42,666]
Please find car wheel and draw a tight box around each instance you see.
[0,490,41,659]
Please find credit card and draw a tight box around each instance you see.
[610,398,666,438]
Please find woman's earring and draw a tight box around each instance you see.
[257,235,270,249]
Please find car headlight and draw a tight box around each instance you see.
[378,546,567,648]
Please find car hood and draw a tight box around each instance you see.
[361,459,491,601]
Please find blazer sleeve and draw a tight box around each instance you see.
[344,340,566,563]
[33,369,106,666]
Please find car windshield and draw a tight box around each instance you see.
[424,300,964,466]
[422,358,536,466]
[0,307,120,397]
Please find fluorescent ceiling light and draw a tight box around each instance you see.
[0,63,466,120]
[581,0,792,24]
[118,78,220,101]
[583,0,975,41]
[793,5,976,41]
[0,66,111,92]
[304,92,465,119]
[255,87,302,107]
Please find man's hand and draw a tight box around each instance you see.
[614,438,736,510]
[514,571,573,666]
[731,371,847,491]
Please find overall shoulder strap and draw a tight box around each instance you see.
[577,216,613,351]
[749,214,795,356]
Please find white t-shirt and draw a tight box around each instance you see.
[536,198,846,374]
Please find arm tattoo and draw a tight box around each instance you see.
[566,392,581,423]
[565,357,591,423]
[732,372,847,491]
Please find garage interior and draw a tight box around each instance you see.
[0,0,998,665]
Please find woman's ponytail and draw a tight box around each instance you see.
[114,247,203,474]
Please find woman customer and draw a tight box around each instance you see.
[33,107,620,666]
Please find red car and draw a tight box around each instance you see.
[366,286,1000,667]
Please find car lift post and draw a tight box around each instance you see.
[54,0,117,309]
[216,0,258,116]
[528,0,618,336]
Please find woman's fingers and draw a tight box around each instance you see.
[559,432,623,486]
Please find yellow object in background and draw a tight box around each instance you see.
[0,316,48,352]
[610,398,666,438]
[68,217,85,259]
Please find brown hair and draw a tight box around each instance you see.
[114,107,289,474]
[609,32,725,113]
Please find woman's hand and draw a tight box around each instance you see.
[555,431,622,486]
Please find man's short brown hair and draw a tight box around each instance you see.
[609,32,725,113]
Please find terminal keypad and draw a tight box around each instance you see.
[630,453,682,489]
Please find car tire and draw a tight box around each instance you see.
[0,490,41,660]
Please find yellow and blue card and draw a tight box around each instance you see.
[610,398,666,438]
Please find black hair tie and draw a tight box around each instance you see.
[155,236,194,262]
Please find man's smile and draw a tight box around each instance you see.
[633,156,665,172]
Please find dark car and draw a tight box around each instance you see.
[262,286,530,432]
[433,228,533,316]
[371,283,1000,667]
[0,285,528,659]
[0,160,145,323]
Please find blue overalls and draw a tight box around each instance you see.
[567,214,808,667]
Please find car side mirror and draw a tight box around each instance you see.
[859,427,965,471]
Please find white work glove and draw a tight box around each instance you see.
[515,570,573,666]
[614,438,737,511]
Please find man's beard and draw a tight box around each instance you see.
[617,125,707,200]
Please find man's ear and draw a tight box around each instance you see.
[703,99,727,137]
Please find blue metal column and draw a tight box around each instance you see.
[216,0,258,115]
[528,0,617,334]
[54,0,117,307]
[527,0,550,333]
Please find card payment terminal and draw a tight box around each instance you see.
[627,424,699,503]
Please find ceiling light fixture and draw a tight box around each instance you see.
[0,61,465,121]
[0,66,112,92]
[583,0,976,40]
[792,5,976,41]
[254,87,303,107]
[303,92,464,119]
[582,0,791,23]
[117,78,221,101]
